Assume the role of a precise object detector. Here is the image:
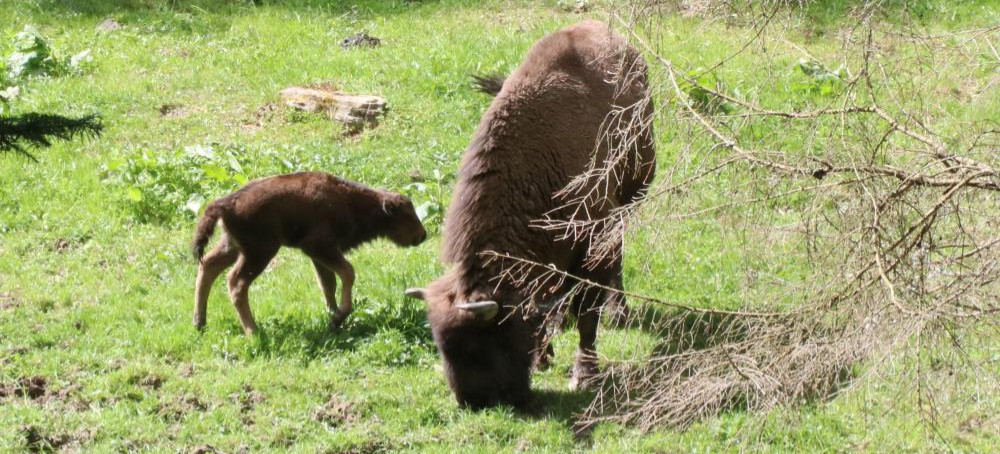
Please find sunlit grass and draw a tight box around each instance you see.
[0,0,996,452]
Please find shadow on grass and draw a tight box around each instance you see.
[524,387,599,441]
[242,295,433,360]
[591,301,856,428]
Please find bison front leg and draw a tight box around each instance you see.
[601,233,630,328]
[569,289,601,391]
[603,271,630,328]
[329,258,355,329]
[312,259,338,322]
[306,247,354,331]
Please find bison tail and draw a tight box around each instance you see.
[192,200,225,262]
[471,73,506,96]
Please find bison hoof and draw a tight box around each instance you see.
[533,346,555,372]
[534,355,552,372]
[328,314,347,331]
[569,362,599,391]
[568,374,594,391]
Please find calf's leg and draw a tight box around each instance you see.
[226,244,278,336]
[304,246,355,330]
[194,235,239,330]
[312,259,339,325]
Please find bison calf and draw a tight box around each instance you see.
[192,171,427,336]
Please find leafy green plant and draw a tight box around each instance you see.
[404,162,453,226]
[680,68,737,114]
[792,58,845,96]
[7,25,91,79]
[0,86,15,115]
[0,60,13,115]
[0,28,100,159]
[104,144,252,224]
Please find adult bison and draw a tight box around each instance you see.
[406,20,655,408]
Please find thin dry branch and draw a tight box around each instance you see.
[504,1,1000,435]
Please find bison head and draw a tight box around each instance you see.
[381,193,427,247]
[405,276,541,409]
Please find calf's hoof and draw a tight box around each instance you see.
[328,313,348,332]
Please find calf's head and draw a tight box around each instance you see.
[405,277,539,409]
[381,193,427,246]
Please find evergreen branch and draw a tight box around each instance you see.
[0,113,103,160]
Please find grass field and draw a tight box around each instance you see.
[1,0,998,452]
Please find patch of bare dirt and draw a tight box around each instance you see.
[53,239,71,252]
[0,292,20,310]
[322,440,393,454]
[157,393,209,422]
[0,376,47,400]
[21,425,68,453]
[139,373,164,390]
[5,376,89,411]
[96,18,121,32]
[340,32,381,49]
[178,363,196,377]
[158,48,191,58]
[312,395,361,428]
[20,425,92,453]
[229,385,265,413]
[229,384,265,425]
[241,102,278,133]
[159,104,188,118]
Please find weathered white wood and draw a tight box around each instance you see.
[279,87,387,128]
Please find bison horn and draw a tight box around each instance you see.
[404,288,427,300]
[455,300,499,320]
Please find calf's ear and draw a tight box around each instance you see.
[404,288,427,300]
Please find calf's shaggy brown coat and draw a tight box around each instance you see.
[192,171,426,335]
[406,20,655,408]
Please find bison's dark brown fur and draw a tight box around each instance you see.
[193,171,426,336]
[407,20,655,408]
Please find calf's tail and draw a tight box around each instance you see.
[192,200,226,261]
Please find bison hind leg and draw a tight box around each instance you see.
[567,261,624,390]
[226,242,279,336]
[194,235,239,330]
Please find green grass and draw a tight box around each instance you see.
[1,0,997,452]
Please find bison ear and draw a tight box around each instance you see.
[455,300,499,321]
[404,287,427,300]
